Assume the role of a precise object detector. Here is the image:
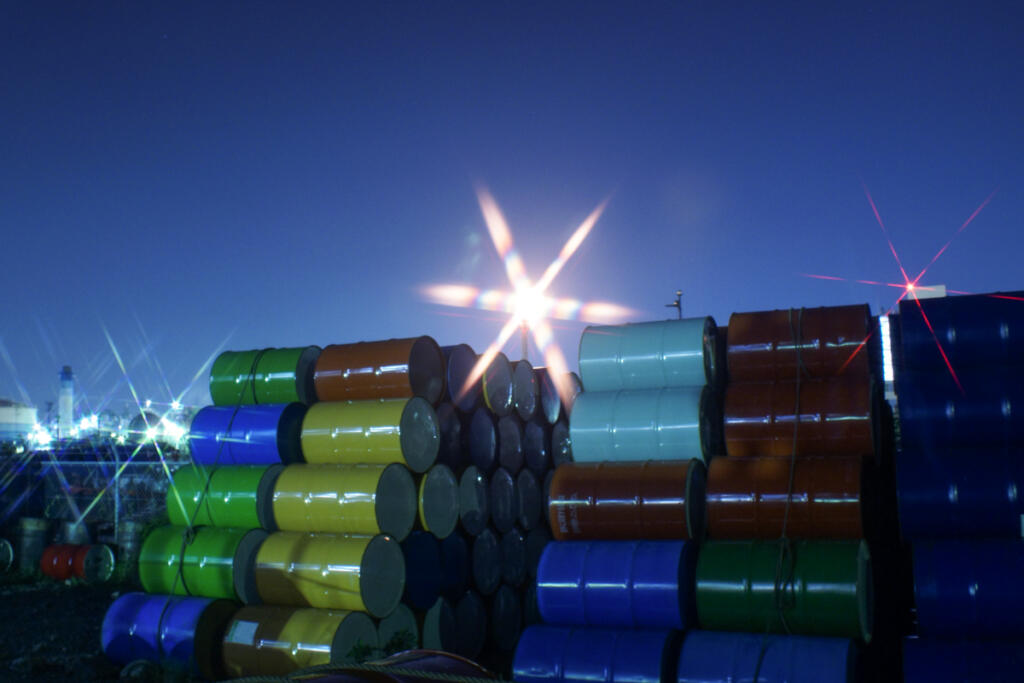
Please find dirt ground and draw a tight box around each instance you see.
[0,573,126,682]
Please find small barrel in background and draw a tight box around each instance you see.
[548,460,706,541]
[401,530,442,611]
[442,343,482,413]
[189,403,306,466]
[378,602,420,655]
[58,520,90,545]
[434,403,465,471]
[912,539,1024,638]
[727,304,874,381]
[418,463,459,539]
[73,544,115,583]
[513,625,681,683]
[466,407,498,474]
[537,540,697,630]
[579,317,718,391]
[458,465,490,536]
[497,415,525,474]
[300,398,439,473]
[571,387,712,463]
[209,346,321,406]
[895,447,1024,539]
[512,359,538,421]
[101,592,236,681]
[676,630,856,683]
[523,419,551,477]
[723,377,876,459]
[483,352,514,417]
[0,538,13,573]
[254,531,405,617]
[272,463,416,540]
[696,540,872,641]
[314,336,446,404]
[221,604,377,677]
[898,291,1024,374]
[902,637,1024,683]
[706,456,863,539]
[167,464,280,530]
[39,543,77,580]
[489,468,519,534]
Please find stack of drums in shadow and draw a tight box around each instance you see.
[38,520,116,583]
[436,343,578,674]
[893,291,1024,681]
[515,318,715,683]
[697,303,885,683]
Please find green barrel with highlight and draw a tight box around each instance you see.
[167,465,280,530]
[696,540,872,641]
[209,347,321,406]
[138,525,267,601]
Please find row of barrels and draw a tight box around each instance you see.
[894,291,1024,682]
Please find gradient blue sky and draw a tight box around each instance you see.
[1,2,1021,413]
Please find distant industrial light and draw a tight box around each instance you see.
[171,400,181,410]
[145,399,152,408]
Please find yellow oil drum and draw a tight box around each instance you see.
[253,532,405,618]
[271,464,417,541]
[300,398,439,473]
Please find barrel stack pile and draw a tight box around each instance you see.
[894,292,1024,680]
[515,318,716,683]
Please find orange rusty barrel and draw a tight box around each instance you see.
[723,376,877,459]
[706,456,863,539]
[314,337,446,404]
[727,304,875,382]
[547,460,706,541]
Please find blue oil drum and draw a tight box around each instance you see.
[442,344,481,413]
[570,387,711,463]
[100,592,236,680]
[898,291,1024,374]
[514,625,681,683]
[902,637,1024,682]
[536,540,697,630]
[896,446,1024,539]
[188,403,306,465]
[912,540,1024,637]
[676,630,855,683]
[579,317,718,392]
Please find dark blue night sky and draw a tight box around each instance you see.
[1,2,1021,412]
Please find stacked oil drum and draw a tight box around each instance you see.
[515,319,715,683]
[439,344,577,673]
[893,292,1024,681]
[703,305,883,681]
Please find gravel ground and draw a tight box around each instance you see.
[0,573,124,682]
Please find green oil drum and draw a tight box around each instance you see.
[209,347,321,406]
[167,465,280,529]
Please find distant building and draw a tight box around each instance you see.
[0,399,37,442]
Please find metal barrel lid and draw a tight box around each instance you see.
[482,352,514,417]
[467,408,498,474]
[458,465,490,536]
[471,528,501,596]
[420,596,458,652]
[534,367,561,425]
[256,464,285,531]
[512,359,538,421]
[276,402,309,464]
[0,538,12,573]
[523,419,551,478]
[550,419,572,466]
[442,344,482,413]
[331,611,379,665]
[497,415,525,474]
[500,527,527,587]
[233,529,270,605]
[360,534,408,618]
[490,583,523,652]
[435,402,466,471]
[399,397,442,473]
[516,468,542,531]
[489,467,519,534]
[76,544,115,583]
[377,602,420,655]
[418,464,460,540]
[455,590,487,660]
[401,530,442,610]
[378,463,418,541]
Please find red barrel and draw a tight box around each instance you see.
[41,543,116,582]
[547,460,706,541]
[314,337,445,404]
[40,544,77,580]
[706,456,863,539]
[727,304,874,381]
[723,376,876,458]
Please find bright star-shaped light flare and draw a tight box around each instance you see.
[423,187,636,406]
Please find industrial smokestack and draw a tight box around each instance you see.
[58,365,74,438]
